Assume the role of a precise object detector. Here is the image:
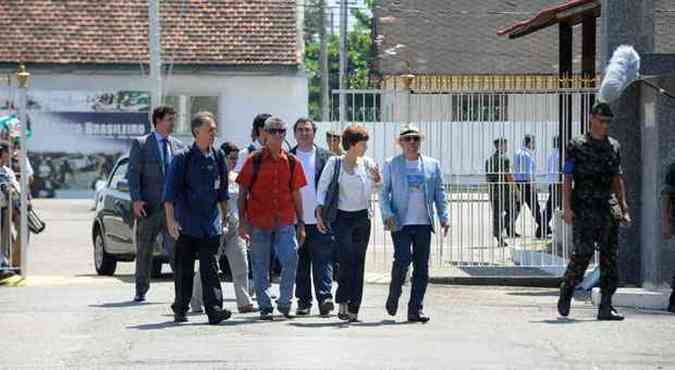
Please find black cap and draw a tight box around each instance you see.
[591,101,614,117]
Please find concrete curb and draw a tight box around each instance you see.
[591,287,672,310]
[429,276,561,287]
[0,274,25,287]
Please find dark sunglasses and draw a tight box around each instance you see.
[402,136,421,142]
[266,128,287,135]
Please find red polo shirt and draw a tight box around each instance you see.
[236,148,307,230]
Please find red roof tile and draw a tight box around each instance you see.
[0,0,300,66]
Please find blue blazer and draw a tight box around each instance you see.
[127,133,184,210]
[379,154,449,232]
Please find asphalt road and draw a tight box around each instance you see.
[1,199,674,370]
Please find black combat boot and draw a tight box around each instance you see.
[668,289,675,313]
[597,294,624,321]
[557,281,574,317]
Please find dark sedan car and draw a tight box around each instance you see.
[91,156,170,277]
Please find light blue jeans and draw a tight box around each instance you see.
[251,224,298,313]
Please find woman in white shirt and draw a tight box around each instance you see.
[316,124,380,322]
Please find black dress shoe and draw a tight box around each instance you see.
[597,306,624,321]
[133,294,145,302]
[385,295,398,316]
[277,306,293,319]
[407,310,430,323]
[296,306,311,316]
[597,295,624,321]
[557,282,573,317]
[174,313,188,323]
[337,303,350,321]
[259,311,274,321]
[319,299,335,316]
[208,309,232,325]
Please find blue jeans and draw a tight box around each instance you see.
[251,224,298,313]
[295,225,335,308]
[388,225,432,312]
[334,210,371,314]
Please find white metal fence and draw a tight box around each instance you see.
[304,87,598,277]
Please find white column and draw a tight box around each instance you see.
[217,93,227,140]
[178,95,188,134]
[148,0,162,111]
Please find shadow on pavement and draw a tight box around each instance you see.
[75,273,173,284]
[353,319,415,327]
[288,319,408,328]
[507,291,559,297]
[287,321,351,328]
[75,273,241,284]
[90,301,165,308]
[128,317,261,330]
[629,309,673,316]
[529,318,597,324]
[127,321,181,330]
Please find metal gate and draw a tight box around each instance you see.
[321,77,597,279]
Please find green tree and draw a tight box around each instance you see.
[304,1,378,121]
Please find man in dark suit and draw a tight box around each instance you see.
[127,106,184,302]
[290,118,336,316]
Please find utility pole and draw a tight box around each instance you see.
[339,0,348,127]
[319,0,329,121]
[330,9,335,35]
[148,0,162,114]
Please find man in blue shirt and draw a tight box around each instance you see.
[513,134,545,238]
[164,111,231,325]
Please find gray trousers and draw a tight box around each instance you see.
[192,221,253,310]
[135,209,175,296]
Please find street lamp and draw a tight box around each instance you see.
[15,64,29,278]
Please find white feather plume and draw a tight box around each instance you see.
[598,45,641,103]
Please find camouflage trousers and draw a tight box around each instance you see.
[562,208,619,295]
[488,185,515,239]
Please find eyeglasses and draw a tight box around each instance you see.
[402,136,421,143]
[266,128,287,135]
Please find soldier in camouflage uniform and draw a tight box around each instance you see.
[557,101,631,321]
[660,162,675,313]
[485,138,519,247]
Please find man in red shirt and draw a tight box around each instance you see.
[237,116,307,320]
